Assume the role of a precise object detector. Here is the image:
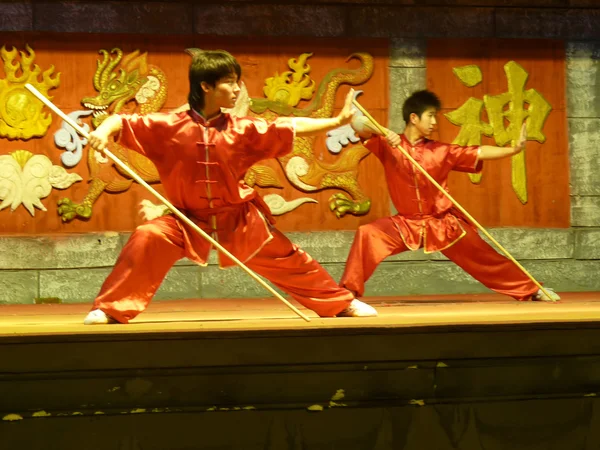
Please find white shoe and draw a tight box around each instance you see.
[337,299,378,317]
[532,288,561,302]
[83,309,118,325]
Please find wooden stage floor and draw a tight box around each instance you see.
[5,292,600,450]
[2,291,600,337]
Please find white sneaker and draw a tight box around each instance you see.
[337,299,378,317]
[83,309,118,325]
[532,288,561,302]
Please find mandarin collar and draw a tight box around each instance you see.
[189,108,228,127]
[401,134,425,147]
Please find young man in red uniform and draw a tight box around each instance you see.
[84,49,377,324]
[341,90,559,302]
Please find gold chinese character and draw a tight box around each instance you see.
[445,61,552,204]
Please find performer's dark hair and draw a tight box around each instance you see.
[402,90,441,123]
[187,49,241,111]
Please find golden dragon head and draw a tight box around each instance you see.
[82,48,155,128]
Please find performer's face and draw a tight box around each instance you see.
[205,73,241,109]
[413,107,438,137]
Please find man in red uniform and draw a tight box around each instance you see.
[84,49,377,324]
[341,90,560,302]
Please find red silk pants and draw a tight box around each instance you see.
[341,216,539,300]
[94,217,353,323]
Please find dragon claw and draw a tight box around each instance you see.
[58,198,93,222]
[328,193,371,218]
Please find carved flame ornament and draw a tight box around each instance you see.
[263,53,316,107]
[0,45,61,140]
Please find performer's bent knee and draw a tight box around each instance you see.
[356,224,375,239]
[131,223,166,242]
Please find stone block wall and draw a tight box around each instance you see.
[0,0,598,304]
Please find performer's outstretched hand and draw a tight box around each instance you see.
[293,89,358,137]
[479,122,528,160]
[513,122,527,154]
[336,89,356,126]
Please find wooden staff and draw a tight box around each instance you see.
[25,83,312,321]
[352,99,555,302]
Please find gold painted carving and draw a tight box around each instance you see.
[0,45,60,140]
[445,61,552,204]
[248,52,374,218]
[263,53,316,107]
[57,49,167,222]
[452,65,483,87]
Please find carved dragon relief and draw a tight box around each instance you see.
[245,52,374,218]
[59,50,373,222]
[57,48,167,221]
